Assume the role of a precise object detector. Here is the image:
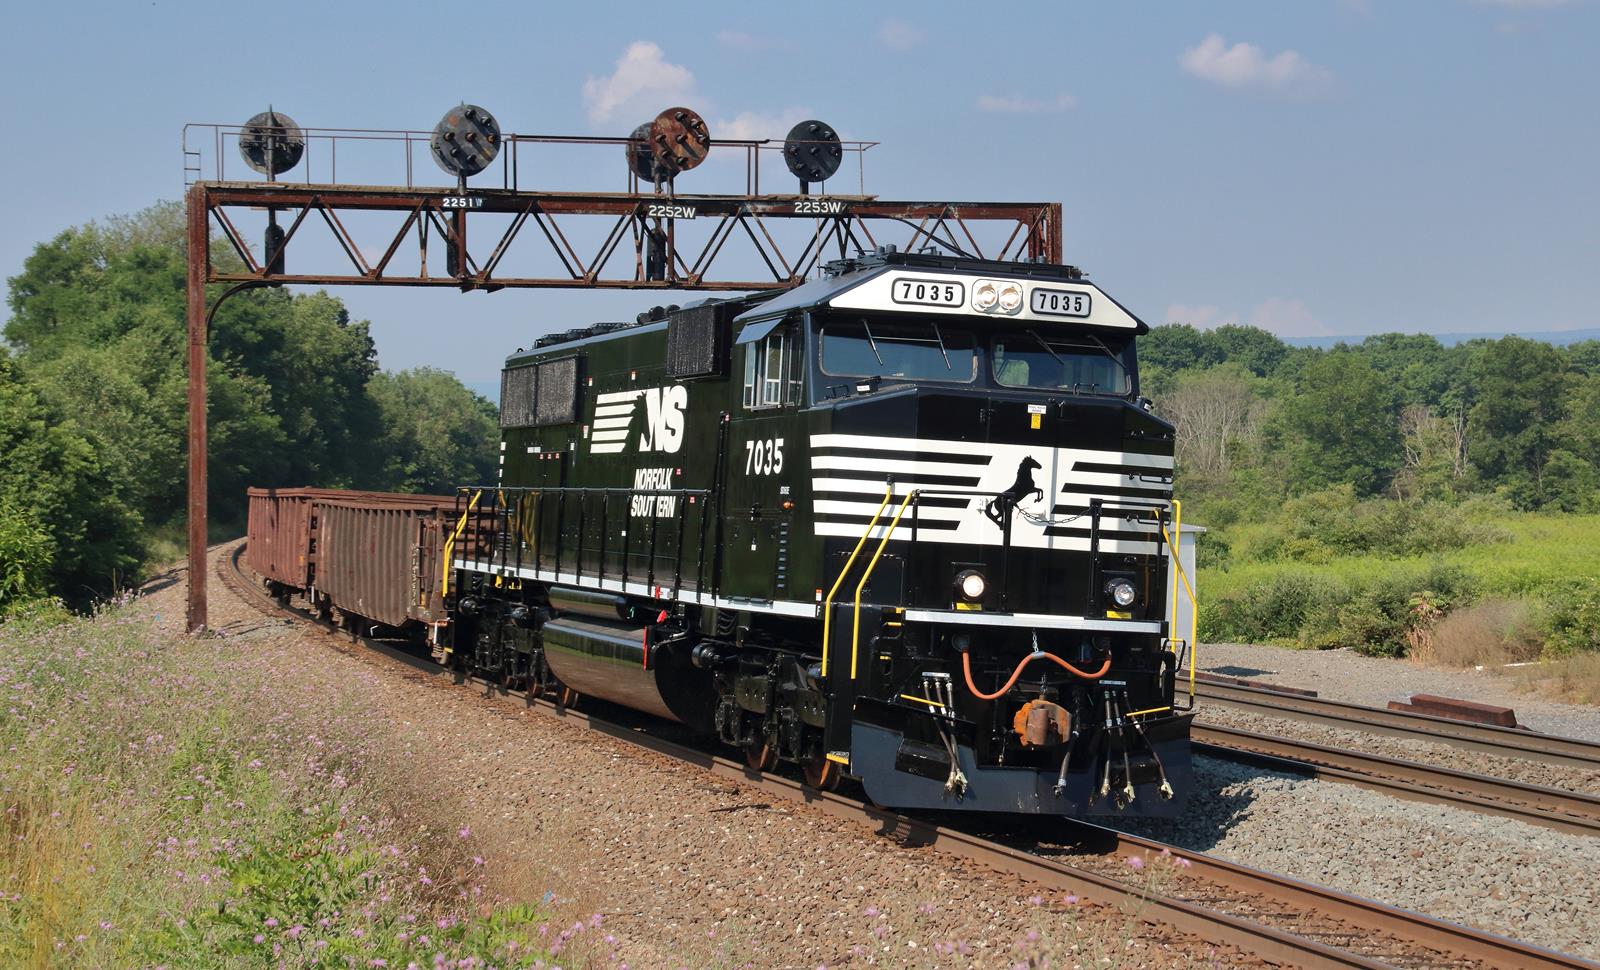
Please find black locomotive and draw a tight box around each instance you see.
[448,248,1194,817]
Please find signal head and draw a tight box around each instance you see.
[625,122,661,182]
[783,119,842,183]
[648,106,710,177]
[238,109,305,176]
[430,104,501,178]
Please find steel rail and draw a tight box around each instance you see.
[218,542,1599,970]
[1197,680,1600,771]
[1195,724,1600,838]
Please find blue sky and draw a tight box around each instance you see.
[2,0,1596,392]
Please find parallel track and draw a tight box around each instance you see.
[219,541,1598,970]
[1195,724,1600,838]
[1196,680,1600,772]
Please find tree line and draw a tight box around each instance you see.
[1,203,500,608]
[1143,324,1600,520]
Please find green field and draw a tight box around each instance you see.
[1197,511,1600,658]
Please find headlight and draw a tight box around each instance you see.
[1105,578,1137,608]
[956,569,987,601]
[972,279,1024,315]
[997,281,1024,313]
[973,281,999,311]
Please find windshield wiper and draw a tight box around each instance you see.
[860,317,885,366]
[1028,329,1064,364]
[931,319,952,370]
[1083,333,1128,372]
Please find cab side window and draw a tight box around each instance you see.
[742,329,800,410]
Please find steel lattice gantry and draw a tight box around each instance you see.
[184,179,1063,630]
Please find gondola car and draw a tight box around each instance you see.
[444,247,1196,817]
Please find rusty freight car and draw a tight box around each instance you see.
[245,487,489,641]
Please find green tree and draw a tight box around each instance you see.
[0,350,143,601]
[1354,333,1455,409]
[0,500,52,609]
[368,368,499,495]
[1207,325,1289,378]
[1560,372,1600,468]
[4,204,383,531]
[1273,351,1400,496]
[1468,336,1571,505]
[1566,340,1600,377]
[1140,324,1224,394]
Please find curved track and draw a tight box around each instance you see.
[219,541,1599,970]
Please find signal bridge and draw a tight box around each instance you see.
[182,104,1065,632]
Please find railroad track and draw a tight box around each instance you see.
[1196,679,1600,772]
[1195,723,1600,838]
[217,541,1598,970]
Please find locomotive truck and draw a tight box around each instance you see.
[430,247,1196,817]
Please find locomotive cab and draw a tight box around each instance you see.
[450,248,1195,818]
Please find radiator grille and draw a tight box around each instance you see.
[664,304,729,379]
[534,356,579,426]
[499,364,537,428]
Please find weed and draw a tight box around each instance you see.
[0,602,562,968]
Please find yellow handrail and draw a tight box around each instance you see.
[820,485,893,678]
[1169,499,1182,635]
[440,490,484,601]
[1159,499,1199,700]
[851,490,917,679]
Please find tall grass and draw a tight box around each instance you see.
[0,598,579,969]
[1199,510,1600,658]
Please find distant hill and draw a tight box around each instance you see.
[1284,328,1600,349]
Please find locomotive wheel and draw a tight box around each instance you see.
[743,738,779,773]
[556,685,580,710]
[803,754,842,792]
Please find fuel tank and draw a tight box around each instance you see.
[540,616,714,732]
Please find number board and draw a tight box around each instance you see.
[1030,287,1092,318]
[891,278,964,308]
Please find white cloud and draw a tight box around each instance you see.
[976,93,1077,114]
[582,41,698,127]
[1165,304,1227,329]
[1248,297,1327,336]
[878,18,925,51]
[1180,34,1333,93]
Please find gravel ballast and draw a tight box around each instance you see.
[144,547,1241,970]
[1118,754,1600,961]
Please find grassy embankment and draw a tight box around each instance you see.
[0,599,597,969]
[1197,502,1600,702]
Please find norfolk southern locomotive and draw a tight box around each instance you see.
[443,248,1194,817]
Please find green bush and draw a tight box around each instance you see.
[1199,570,1349,643]
[0,501,52,609]
[1201,561,1473,657]
[1541,577,1600,655]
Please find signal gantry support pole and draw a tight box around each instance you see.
[186,183,209,632]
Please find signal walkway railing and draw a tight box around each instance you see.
[448,485,717,602]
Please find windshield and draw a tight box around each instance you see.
[992,333,1131,395]
[820,316,976,382]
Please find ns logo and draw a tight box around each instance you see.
[591,385,687,455]
[638,385,688,452]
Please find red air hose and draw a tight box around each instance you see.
[961,650,1112,702]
